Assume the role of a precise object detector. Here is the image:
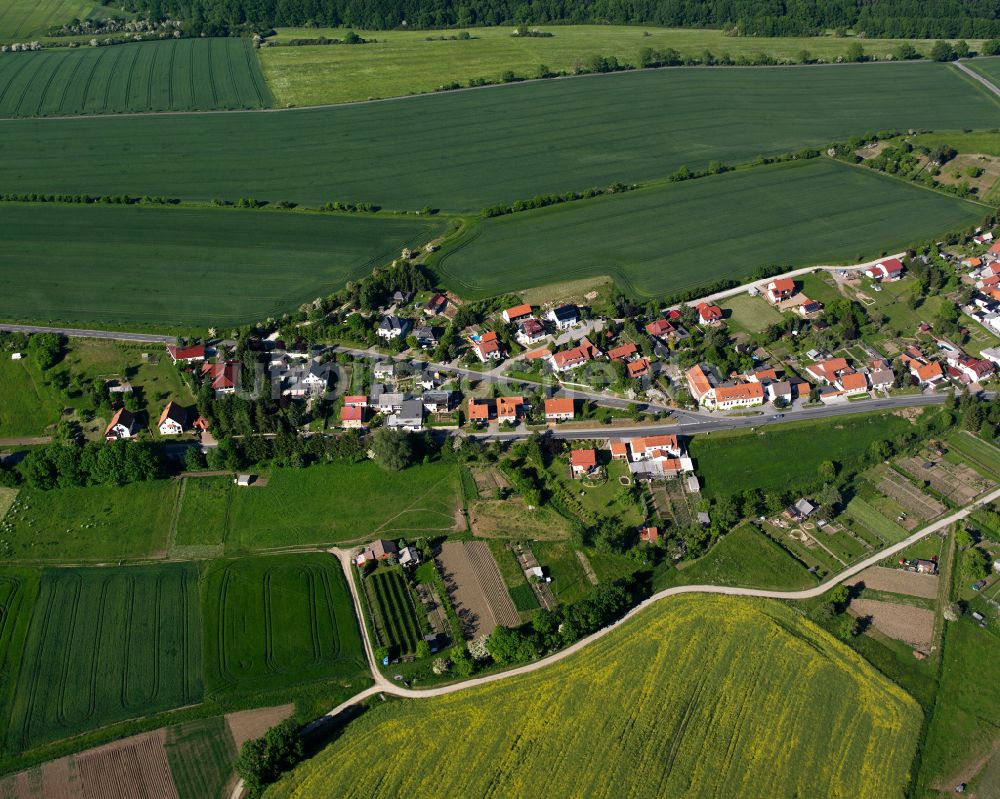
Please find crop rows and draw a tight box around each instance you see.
[271,596,922,799]
[0,37,273,117]
[0,202,446,327]
[1,60,997,209]
[5,565,202,753]
[465,542,520,628]
[436,157,985,298]
[367,570,421,655]
[204,555,366,699]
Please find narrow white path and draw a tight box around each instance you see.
[330,484,1000,702]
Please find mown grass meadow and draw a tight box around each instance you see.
[0,61,996,209]
[270,595,921,799]
[5,563,203,753]
[262,25,994,107]
[227,462,460,550]
[0,203,445,326]
[0,356,64,438]
[435,158,986,297]
[655,523,815,591]
[2,481,179,561]
[690,412,915,500]
[0,39,273,117]
[201,555,366,700]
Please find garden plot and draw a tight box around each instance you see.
[849,566,939,600]
[897,455,993,505]
[363,568,425,657]
[649,480,696,529]
[849,599,935,649]
[876,466,945,520]
[469,467,510,499]
[436,542,517,640]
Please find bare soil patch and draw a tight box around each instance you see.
[77,729,176,799]
[850,598,935,649]
[437,541,497,640]
[879,469,945,519]
[225,704,295,752]
[850,566,939,599]
[898,456,991,504]
[466,541,520,628]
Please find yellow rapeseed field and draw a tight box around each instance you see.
[269,596,921,799]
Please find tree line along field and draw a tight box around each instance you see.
[202,555,366,702]
[270,595,921,799]
[3,564,203,754]
[262,25,993,107]
[0,61,996,210]
[434,158,986,298]
[0,39,274,117]
[0,1,104,41]
[0,203,446,326]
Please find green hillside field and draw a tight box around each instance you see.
[201,555,367,702]
[4,564,203,754]
[262,25,992,107]
[0,203,446,326]
[0,39,273,117]
[0,1,105,40]
[269,595,922,799]
[0,61,996,210]
[433,158,987,298]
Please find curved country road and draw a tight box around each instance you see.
[326,483,1000,705]
[229,485,1000,798]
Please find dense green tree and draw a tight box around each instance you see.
[371,428,415,471]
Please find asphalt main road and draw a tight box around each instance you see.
[0,323,176,345]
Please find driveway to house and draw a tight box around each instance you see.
[322,482,1000,709]
[671,253,906,310]
[0,324,176,345]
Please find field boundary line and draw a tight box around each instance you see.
[0,56,985,123]
[165,479,187,556]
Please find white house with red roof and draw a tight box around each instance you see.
[472,331,504,362]
[624,434,694,479]
[645,318,675,339]
[864,258,905,282]
[549,338,601,372]
[836,370,869,395]
[805,357,851,385]
[105,408,139,441]
[515,318,547,347]
[544,397,575,422]
[570,448,598,477]
[502,304,533,324]
[201,361,239,394]
[765,278,796,304]
[696,302,723,325]
[166,344,206,364]
[910,360,947,387]
[340,405,367,429]
[946,352,994,383]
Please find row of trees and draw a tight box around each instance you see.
[13,439,161,490]
[486,580,634,664]
[118,0,1000,40]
